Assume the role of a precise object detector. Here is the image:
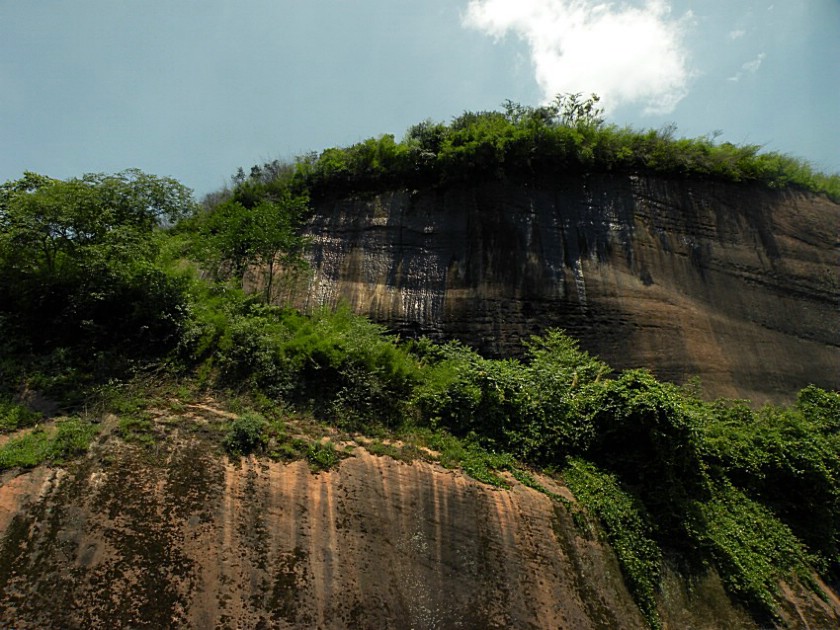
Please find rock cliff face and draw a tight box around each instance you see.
[3,406,837,629]
[284,175,839,403]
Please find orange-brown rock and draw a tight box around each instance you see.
[0,459,761,628]
[2,425,837,629]
[284,175,839,403]
[0,401,840,630]
[0,446,643,628]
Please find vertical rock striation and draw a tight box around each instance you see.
[285,175,839,403]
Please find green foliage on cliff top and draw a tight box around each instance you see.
[263,93,839,202]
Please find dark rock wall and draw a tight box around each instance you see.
[283,175,839,403]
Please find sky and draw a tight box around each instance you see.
[2,0,838,198]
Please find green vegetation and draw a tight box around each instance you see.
[0,399,41,433]
[564,458,662,629]
[186,185,308,301]
[223,411,269,456]
[1,101,838,627]
[305,440,345,473]
[687,483,815,616]
[0,169,194,398]
[0,417,99,470]
[280,93,839,202]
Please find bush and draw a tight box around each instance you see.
[306,440,343,472]
[588,370,709,533]
[700,392,840,574]
[213,305,419,428]
[223,412,269,456]
[686,483,816,620]
[49,417,100,462]
[0,399,42,433]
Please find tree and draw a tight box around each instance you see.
[550,93,605,129]
[191,186,308,301]
[0,169,193,274]
[0,170,195,356]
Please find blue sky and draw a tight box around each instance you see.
[2,1,838,197]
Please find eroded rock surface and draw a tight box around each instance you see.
[0,445,650,629]
[283,176,839,403]
[2,419,838,629]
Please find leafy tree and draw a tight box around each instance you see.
[190,185,308,301]
[549,92,605,129]
[0,170,194,363]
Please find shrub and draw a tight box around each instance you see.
[280,96,839,202]
[0,399,42,433]
[686,483,816,620]
[306,440,343,472]
[588,370,709,532]
[700,393,840,574]
[49,417,100,462]
[224,412,269,456]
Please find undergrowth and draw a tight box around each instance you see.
[564,458,663,629]
[0,417,99,471]
[0,399,41,434]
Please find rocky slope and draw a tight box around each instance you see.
[281,175,839,403]
[2,405,838,629]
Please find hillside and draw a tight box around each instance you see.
[2,395,838,629]
[1,105,839,628]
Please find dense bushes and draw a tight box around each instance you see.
[277,94,839,202]
[186,298,417,429]
[700,391,840,574]
[686,483,815,618]
[0,170,195,389]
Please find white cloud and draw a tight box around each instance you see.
[462,0,693,115]
[742,52,765,73]
[728,29,746,40]
[727,52,765,82]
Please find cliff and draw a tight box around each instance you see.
[284,174,839,403]
[2,404,837,628]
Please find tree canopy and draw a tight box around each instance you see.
[187,186,308,301]
[0,170,195,367]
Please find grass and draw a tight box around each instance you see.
[0,417,100,471]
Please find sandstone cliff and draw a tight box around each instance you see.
[283,175,839,403]
[3,404,837,629]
